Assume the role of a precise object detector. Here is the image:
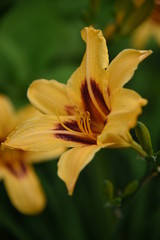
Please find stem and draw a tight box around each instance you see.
[154,150,160,157]
[112,170,156,239]
[131,140,147,157]
[112,152,160,239]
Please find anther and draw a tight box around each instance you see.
[73,107,96,140]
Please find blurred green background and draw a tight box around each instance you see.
[0,0,160,239]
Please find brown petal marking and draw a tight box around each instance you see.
[107,87,110,97]
[81,79,107,124]
[54,132,96,144]
[0,136,6,143]
[54,120,80,132]
[5,161,27,178]
[90,79,110,115]
[65,106,75,115]
[151,2,160,25]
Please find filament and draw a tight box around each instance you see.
[85,112,96,139]
[56,111,78,134]
[74,106,96,140]
[56,107,96,140]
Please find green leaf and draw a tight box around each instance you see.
[123,180,139,198]
[103,180,114,201]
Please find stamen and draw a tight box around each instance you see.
[82,113,89,134]
[74,107,86,133]
[74,106,96,140]
[56,111,78,134]
[79,117,86,133]
[85,112,97,139]
[56,106,97,140]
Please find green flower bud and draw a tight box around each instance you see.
[135,121,153,156]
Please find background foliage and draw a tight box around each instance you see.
[0,0,160,239]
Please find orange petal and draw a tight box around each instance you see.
[0,94,17,141]
[25,147,66,163]
[4,115,95,151]
[98,88,147,146]
[17,104,42,124]
[3,163,46,214]
[67,26,109,119]
[106,49,152,94]
[27,79,74,115]
[57,145,101,195]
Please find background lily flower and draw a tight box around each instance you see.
[0,94,65,214]
[131,0,160,48]
[4,26,152,195]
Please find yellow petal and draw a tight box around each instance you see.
[132,20,160,48]
[3,115,95,151]
[67,26,109,118]
[17,104,42,124]
[106,49,152,93]
[98,88,147,145]
[0,94,17,141]
[3,164,46,214]
[27,79,74,115]
[57,145,101,195]
[98,132,133,148]
[0,161,4,179]
[131,21,152,48]
[25,147,66,163]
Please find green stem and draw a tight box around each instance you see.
[112,152,160,239]
[154,150,160,157]
[131,140,147,158]
[112,170,154,239]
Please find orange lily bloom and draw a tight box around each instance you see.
[0,95,65,214]
[4,26,152,195]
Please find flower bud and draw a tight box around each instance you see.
[135,121,153,156]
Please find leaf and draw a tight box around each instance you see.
[103,180,114,201]
[123,180,139,198]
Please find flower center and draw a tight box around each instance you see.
[74,107,96,140]
[56,107,97,140]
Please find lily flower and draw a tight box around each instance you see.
[0,94,65,214]
[132,0,160,48]
[4,26,152,195]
